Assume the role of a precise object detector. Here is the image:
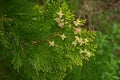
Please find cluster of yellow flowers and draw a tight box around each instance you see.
[55,10,64,28]
[49,10,67,46]
[49,10,88,47]
[31,10,87,47]
[72,36,83,46]
[72,36,89,47]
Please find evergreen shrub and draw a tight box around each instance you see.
[0,0,97,80]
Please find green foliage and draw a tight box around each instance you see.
[64,23,120,80]
[0,0,97,80]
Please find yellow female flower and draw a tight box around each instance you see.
[72,41,77,46]
[58,22,64,28]
[73,19,80,26]
[74,28,81,34]
[49,41,55,46]
[57,10,64,18]
[60,33,66,40]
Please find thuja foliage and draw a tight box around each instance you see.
[0,0,97,80]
